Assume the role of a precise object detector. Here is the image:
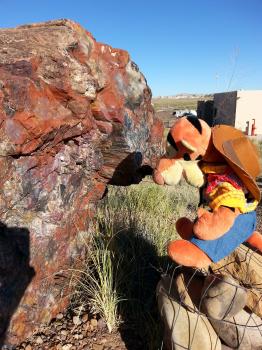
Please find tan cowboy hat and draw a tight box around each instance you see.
[212,124,261,202]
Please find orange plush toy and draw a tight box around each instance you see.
[154,116,262,268]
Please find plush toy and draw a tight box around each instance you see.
[154,116,262,268]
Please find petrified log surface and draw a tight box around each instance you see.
[0,19,163,345]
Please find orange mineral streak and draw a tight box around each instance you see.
[0,19,163,345]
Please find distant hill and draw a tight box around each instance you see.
[153,93,213,100]
[152,94,214,127]
[152,94,213,112]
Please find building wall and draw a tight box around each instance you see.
[213,91,237,126]
[197,100,214,126]
[235,90,262,135]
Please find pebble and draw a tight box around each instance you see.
[90,319,98,327]
[82,314,88,323]
[73,333,84,340]
[25,345,32,350]
[97,318,107,330]
[56,313,64,320]
[72,316,82,326]
[93,344,104,350]
[35,336,44,344]
[61,334,67,341]
[62,344,72,350]
[55,345,63,350]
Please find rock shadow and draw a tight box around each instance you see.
[109,151,153,186]
[0,222,35,347]
[105,223,170,350]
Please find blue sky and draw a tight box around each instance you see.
[1,0,261,96]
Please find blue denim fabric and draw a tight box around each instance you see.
[190,211,257,263]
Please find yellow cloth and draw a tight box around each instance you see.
[208,182,258,213]
[200,162,258,213]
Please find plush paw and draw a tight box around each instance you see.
[246,231,262,253]
[182,160,205,188]
[193,207,238,240]
[153,158,183,186]
[167,240,212,268]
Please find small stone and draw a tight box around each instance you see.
[62,344,72,350]
[25,345,32,350]
[73,334,81,340]
[56,313,64,320]
[61,330,68,336]
[35,336,44,344]
[83,321,90,331]
[90,319,98,327]
[97,319,107,330]
[72,316,82,326]
[93,344,104,350]
[82,314,88,323]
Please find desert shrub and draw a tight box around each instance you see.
[73,180,199,349]
[71,179,198,348]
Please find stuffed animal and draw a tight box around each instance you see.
[154,116,262,268]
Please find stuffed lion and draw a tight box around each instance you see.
[154,116,262,268]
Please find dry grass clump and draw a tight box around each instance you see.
[72,180,198,349]
[71,234,123,333]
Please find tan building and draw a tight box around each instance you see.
[213,90,262,135]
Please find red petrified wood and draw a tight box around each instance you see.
[0,19,163,345]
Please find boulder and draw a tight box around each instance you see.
[202,274,247,319]
[202,273,262,349]
[157,275,221,350]
[211,244,262,318]
[0,19,163,345]
[208,310,262,349]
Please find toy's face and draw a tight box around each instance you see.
[154,116,213,188]
[166,116,212,161]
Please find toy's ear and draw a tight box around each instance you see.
[169,117,211,160]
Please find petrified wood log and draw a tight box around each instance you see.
[0,19,163,345]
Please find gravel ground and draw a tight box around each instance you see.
[13,310,129,350]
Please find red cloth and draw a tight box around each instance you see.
[206,168,245,194]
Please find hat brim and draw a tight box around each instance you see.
[212,125,261,202]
